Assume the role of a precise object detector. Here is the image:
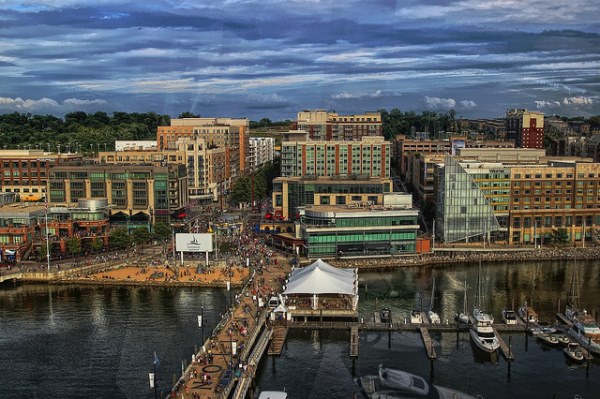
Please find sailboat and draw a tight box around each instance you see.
[427,277,441,324]
[469,259,500,353]
[518,299,538,325]
[564,262,600,355]
[456,280,470,325]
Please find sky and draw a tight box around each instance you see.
[0,0,599,121]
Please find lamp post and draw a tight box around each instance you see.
[198,307,205,349]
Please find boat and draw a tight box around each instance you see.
[502,308,518,325]
[537,333,560,346]
[427,277,441,325]
[470,260,500,353]
[355,364,477,399]
[410,309,423,324]
[258,391,287,399]
[456,280,470,325]
[564,263,600,355]
[552,332,570,346]
[518,300,538,325]
[380,307,391,323]
[563,342,585,363]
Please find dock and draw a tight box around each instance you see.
[419,327,437,359]
[350,326,359,357]
[493,327,515,361]
[267,325,289,355]
[556,312,574,327]
[373,311,381,323]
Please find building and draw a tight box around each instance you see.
[298,196,419,259]
[505,109,545,149]
[47,164,188,229]
[248,137,275,170]
[0,203,44,262]
[281,136,391,178]
[156,117,250,172]
[272,176,393,221]
[0,150,82,200]
[294,110,382,141]
[433,155,600,246]
[115,140,157,151]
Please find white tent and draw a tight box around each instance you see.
[283,259,356,295]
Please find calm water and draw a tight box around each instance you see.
[1,259,600,398]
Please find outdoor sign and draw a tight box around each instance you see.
[175,233,213,253]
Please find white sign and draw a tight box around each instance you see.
[175,233,214,253]
[148,372,155,388]
[197,315,203,327]
[231,341,237,356]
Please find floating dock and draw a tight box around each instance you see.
[419,327,437,359]
[350,326,359,357]
[493,327,515,361]
[268,326,289,355]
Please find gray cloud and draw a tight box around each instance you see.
[0,1,598,119]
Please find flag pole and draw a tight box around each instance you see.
[45,196,51,273]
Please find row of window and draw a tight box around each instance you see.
[513,215,599,228]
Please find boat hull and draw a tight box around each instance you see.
[469,329,499,353]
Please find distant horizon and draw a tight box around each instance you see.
[1,1,599,120]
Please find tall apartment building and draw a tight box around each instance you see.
[47,164,188,228]
[281,136,391,178]
[506,109,545,149]
[0,150,82,199]
[156,117,250,172]
[294,110,382,141]
[248,137,275,170]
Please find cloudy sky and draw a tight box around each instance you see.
[1,0,599,120]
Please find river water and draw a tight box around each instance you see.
[1,259,599,398]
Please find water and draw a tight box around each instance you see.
[1,260,600,398]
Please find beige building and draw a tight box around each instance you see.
[294,110,382,141]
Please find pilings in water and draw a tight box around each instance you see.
[350,326,359,357]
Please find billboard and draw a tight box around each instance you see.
[175,233,214,253]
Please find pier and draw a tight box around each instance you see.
[350,326,359,357]
[493,328,515,361]
[268,326,289,355]
[419,327,437,359]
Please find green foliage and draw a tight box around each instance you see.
[0,111,171,154]
[178,111,201,118]
[91,238,104,252]
[37,242,49,260]
[152,222,172,241]
[228,165,271,206]
[66,237,82,257]
[379,108,458,140]
[132,226,152,245]
[249,118,292,129]
[109,227,132,248]
[550,228,570,244]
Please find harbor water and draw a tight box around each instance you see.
[1,259,600,398]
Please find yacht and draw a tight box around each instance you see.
[356,364,477,399]
[564,263,600,355]
[502,308,518,325]
[380,307,391,324]
[470,260,500,353]
[427,277,441,325]
[518,300,538,325]
[564,342,585,363]
[410,309,423,324]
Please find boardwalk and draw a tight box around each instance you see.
[493,328,515,361]
[419,327,437,359]
[268,326,289,355]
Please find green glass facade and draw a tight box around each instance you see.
[300,208,419,258]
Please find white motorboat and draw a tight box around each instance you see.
[380,307,391,323]
[502,308,518,325]
[563,342,585,363]
[470,324,500,353]
[537,333,560,346]
[258,392,287,399]
[410,309,423,324]
[518,301,538,324]
[470,260,499,353]
[427,277,441,324]
[356,364,477,399]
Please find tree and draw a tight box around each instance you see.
[550,228,570,244]
[109,227,132,248]
[132,226,152,245]
[152,222,172,241]
[66,237,82,257]
[37,242,49,261]
[91,237,104,252]
[178,111,200,118]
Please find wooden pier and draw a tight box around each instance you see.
[268,326,289,355]
[419,327,437,359]
[493,327,515,361]
[556,312,574,327]
[350,326,359,357]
